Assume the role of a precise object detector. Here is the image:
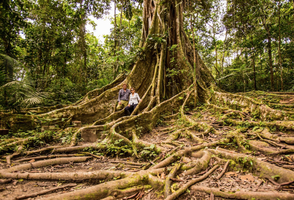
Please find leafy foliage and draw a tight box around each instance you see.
[1,0,293,111]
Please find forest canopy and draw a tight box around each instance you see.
[1,0,293,110]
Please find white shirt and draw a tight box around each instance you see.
[129,93,141,105]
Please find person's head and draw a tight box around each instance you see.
[130,87,135,94]
[122,83,127,90]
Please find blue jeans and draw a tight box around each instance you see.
[125,104,138,115]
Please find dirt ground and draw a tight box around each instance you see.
[1,91,294,200]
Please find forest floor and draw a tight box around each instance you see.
[0,91,294,200]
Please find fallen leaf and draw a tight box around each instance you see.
[225,172,237,177]
[12,180,17,186]
[29,159,35,163]
[240,174,255,182]
[160,172,166,179]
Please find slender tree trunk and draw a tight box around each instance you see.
[278,1,283,91]
[214,29,219,83]
[3,31,13,108]
[116,1,123,74]
[191,14,197,105]
[220,30,227,76]
[113,0,117,79]
[262,19,274,91]
[4,58,8,108]
[252,53,257,90]
[119,3,123,32]
[267,33,274,91]
[259,6,274,91]
[243,76,246,92]
[78,0,87,86]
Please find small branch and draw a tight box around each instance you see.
[15,154,87,163]
[83,152,103,159]
[6,145,23,164]
[216,160,230,180]
[266,178,280,186]
[25,146,63,156]
[109,161,148,166]
[280,180,294,186]
[0,179,12,184]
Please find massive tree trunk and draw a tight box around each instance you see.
[26,0,214,126]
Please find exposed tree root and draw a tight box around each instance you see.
[1,170,131,181]
[216,160,230,179]
[15,183,77,200]
[41,171,159,200]
[224,118,294,130]
[190,186,294,200]
[6,145,23,165]
[214,91,294,121]
[208,148,294,183]
[0,157,91,174]
[164,163,182,197]
[0,179,12,184]
[166,165,219,200]
[2,90,293,200]
[181,151,211,176]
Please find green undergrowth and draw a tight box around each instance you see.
[0,129,71,154]
[82,139,159,161]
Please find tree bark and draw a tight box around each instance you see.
[260,9,274,91]
[113,0,117,79]
[267,32,274,91]
[191,14,197,105]
[79,0,87,86]
[278,1,283,91]
[252,54,257,90]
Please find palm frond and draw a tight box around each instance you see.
[21,97,44,107]
[0,80,34,91]
[0,54,19,79]
[1,80,49,107]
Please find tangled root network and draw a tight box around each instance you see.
[1,87,294,200]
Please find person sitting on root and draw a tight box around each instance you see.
[116,83,131,111]
[125,88,142,116]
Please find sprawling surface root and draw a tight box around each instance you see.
[190,186,294,200]
[1,91,294,199]
[2,84,294,200]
